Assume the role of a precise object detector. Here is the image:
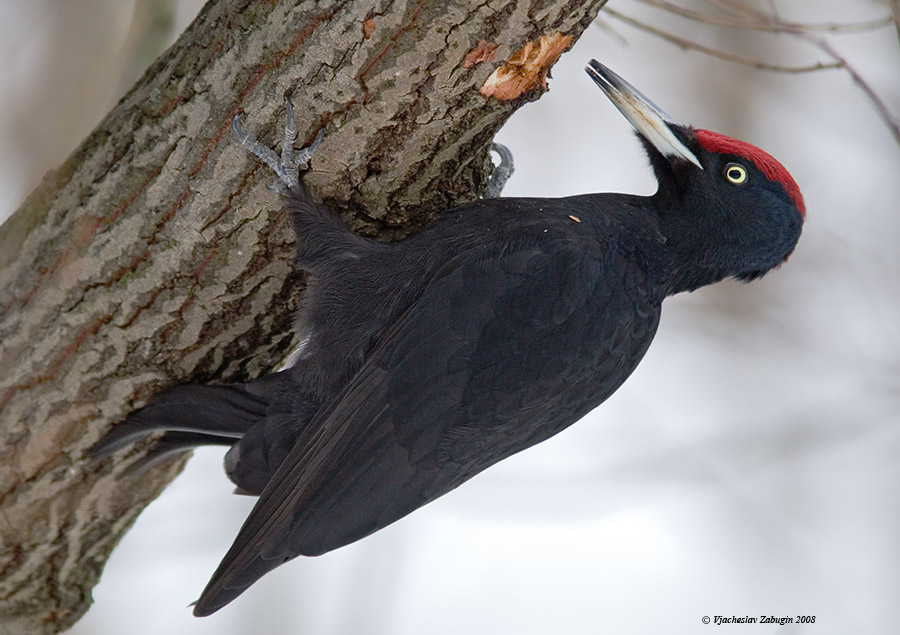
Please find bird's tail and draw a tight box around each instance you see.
[88,379,275,470]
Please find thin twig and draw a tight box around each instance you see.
[791,28,900,144]
[888,0,900,45]
[715,0,900,143]
[633,0,892,33]
[602,0,900,146]
[604,8,842,73]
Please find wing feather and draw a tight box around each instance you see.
[193,238,660,615]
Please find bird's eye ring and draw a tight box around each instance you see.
[724,163,748,185]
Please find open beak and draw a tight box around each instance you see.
[585,60,703,169]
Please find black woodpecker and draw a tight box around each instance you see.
[90,60,805,616]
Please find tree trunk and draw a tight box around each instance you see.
[0,0,606,631]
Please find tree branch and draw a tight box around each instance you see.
[604,7,843,73]
[0,0,607,632]
[634,0,894,33]
[601,0,900,144]
[891,0,900,44]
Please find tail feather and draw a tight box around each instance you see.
[121,431,237,475]
[88,383,269,461]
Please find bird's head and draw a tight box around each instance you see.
[585,60,804,292]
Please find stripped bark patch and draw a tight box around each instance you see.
[479,32,573,100]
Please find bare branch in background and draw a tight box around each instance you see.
[601,0,900,144]
[887,0,900,44]
[789,27,900,146]
[636,0,893,33]
[603,8,842,73]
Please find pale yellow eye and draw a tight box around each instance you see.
[725,163,748,185]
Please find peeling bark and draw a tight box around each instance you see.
[0,0,607,631]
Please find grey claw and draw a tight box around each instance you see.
[295,129,325,170]
[280,97,298,171]
[232,101,324,192]
[483,142,515,199]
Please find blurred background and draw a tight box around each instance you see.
[1,0,898,633]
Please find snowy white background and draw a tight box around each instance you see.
[1,1,898,634]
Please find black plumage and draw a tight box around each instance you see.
[89,61,804,615]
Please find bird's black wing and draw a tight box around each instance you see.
[193,238,660,615]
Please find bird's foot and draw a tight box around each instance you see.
[482,142,515,199]
[232,96,324,193]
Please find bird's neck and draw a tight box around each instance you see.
[661,259,733,296]
[652,194,736,297]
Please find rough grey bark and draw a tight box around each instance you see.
[0,0,607,632]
